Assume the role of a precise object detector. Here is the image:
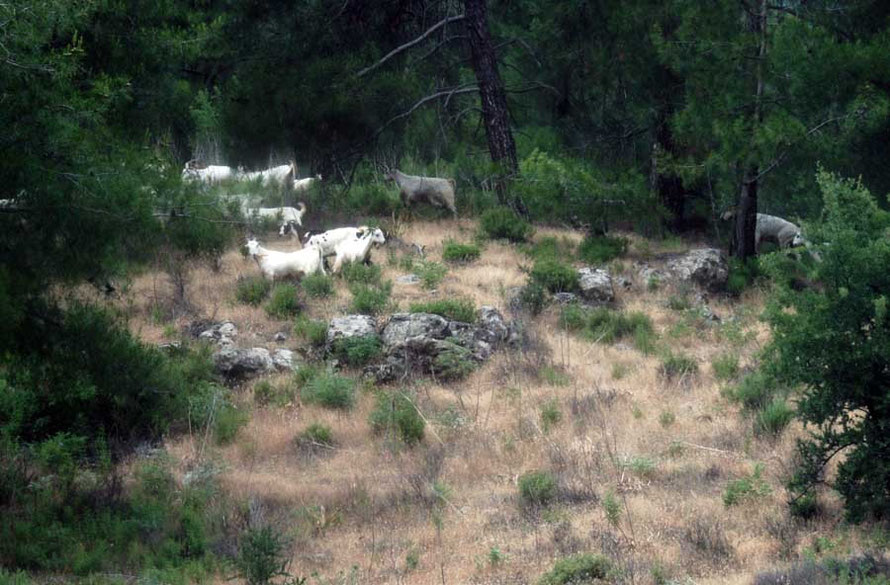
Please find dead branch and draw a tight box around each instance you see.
[356,13,466,78]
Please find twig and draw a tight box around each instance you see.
[356,14,466,78]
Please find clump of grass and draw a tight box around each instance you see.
[518,281,548,315]
[667,293,692,311]
[559,305,656,352]
[754,398,794,437]
[299,422,334,447]
[432,341,477,380]
[415,260,448,289]
[727,257,761,296]
[524,236,575,261]
[264,284,302,318]
[658,411,676,427]
[442,239,481,263]
[409,298,477,323]
[540,365,570,386]
[368,391,425,446]
[518,470,557,508]
[711,353,740,381]
[611,362,630,380]
[301,273,334,298]
[602,490,621,527]
[660,352,699,379]
[540,400,562,433]
[723,463,771,506]
[350,281,392,315]
[620,455,657,478]
[236,276,271,306]
[340,262,382,285]
[725,370,779,411]
[293,316,327,347]
[577,235,627,264]
[253,380,275,405]
[530,259,579,293]
[331,335,382,367]
[480,207,534,242]
[301,372,356,410]
[537,554,613,585]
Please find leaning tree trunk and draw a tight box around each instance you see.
[464,0,524,215]
[733,0,768,259]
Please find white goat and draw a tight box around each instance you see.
[292,174,322,192]
[723,210,805,252]
[245,238,325,281]
[239,163,295,187]
[182,164,236,184]
[332,228,387,273]
[244,204,306,231]
[384,169,457,217]
[302,226,369,257]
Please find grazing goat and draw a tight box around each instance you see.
[182,164,236,184]
[303,226,369,257]
[245,238,325,281]
[384,169,457,217]
[386,235,426,259]
[332,228,387,273]
[722,210,805,252]
[240,163,295,187]
[293,174,322,192]
[244,204,306,234]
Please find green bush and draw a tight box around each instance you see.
[415,261,448,289]
[480,207,534,242]
[253,380,275,405]
[711,353,740,381]
[727,371,779,411]
[432,342,477,380]
[331,335,382,367]
[301,273,334,298]
[293,317,328,347]
[340,261,381,285]
[300,422,334,447]
[518,470,557,507]
[578,235,628,265]
[537,554,612,585]
[559,306,656,352]
[723,463,771,507]
[236,276,272,306]
[442,240,481,263]
[726,257,761,296]
[410,298,477,322]
[369,391,425,446]
[530,259,579,293]
[264,284,301,318]
[234,525,293,585]
[660,352,699,379]
[540,400,562,433]
[301,372,355,410]
[755,398,794,437]
[519,281,548,315]
[350,281,392,315]
[524,236,575,261]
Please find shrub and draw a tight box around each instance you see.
[540,365,570,386]
[264,284,301,318]
[300,423,334,447]
[301,273,334,298]
[234,525,292,585]
[602,490,621,527]
[253,380,275,405]
[540,400,562,433]
[620,455,657,478]
[519,281,548,315]
[331,335,382,367]
[415,261,448,289]
[301,372,355,410]
[293,317,327,347]
[432,342,477,380]
[530,259,579,293]
[712,353,740,381]
[578,235,628,264]
[558,304,587,332]
[518,470,557,507]
[537,554,612,585]
[350,281,392,315]
[442,240,481,263]
[410,298,477,323]
[560,305,656,352]
[480,207,534,242]
[369,391,425,446]
[340,262,381,285]
[524,236,575,261]
[727,257,761,296]
[755,398,794,437]
[723,463,771,506]
[236,276,272,306]
[667,293,692,311]
[727,371,778,411]
[659,411,676,427]
[660,352,699,379]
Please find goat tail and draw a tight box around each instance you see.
[296,201,306,213]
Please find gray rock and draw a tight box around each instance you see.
[213,347,274,378]
[396,274,421,285]
[553,292,579,304]
[506,286,525,314]
[637,264,664,284]
[478,306,509,346]
[218,336,235,348]
[272,349,296,371]
[578,267,615,303]
[381,313,449,347]
[667,248,728,292]
[616,276,632,289]
[327,315,378,346]
[218,322,237,337]
[273,332,288,342]
[199,330,216,340]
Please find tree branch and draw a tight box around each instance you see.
[372,85,479,139]
[356,13,466,78]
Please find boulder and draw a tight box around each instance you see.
[327,315,377,346]
[199,321,238,346]
[381,313,449,347]
[553,292,578,304]
[477,306,509,346]
[213,347,274,378]
[577,267,615,303]
[218,322,237,337]
[395,274,420,285]
[667,248,728,292]
[271,349,296,371]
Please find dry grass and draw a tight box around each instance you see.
[117,220,875,584]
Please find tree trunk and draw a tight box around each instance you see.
[464,0,524,214]
[733,0,768,260]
